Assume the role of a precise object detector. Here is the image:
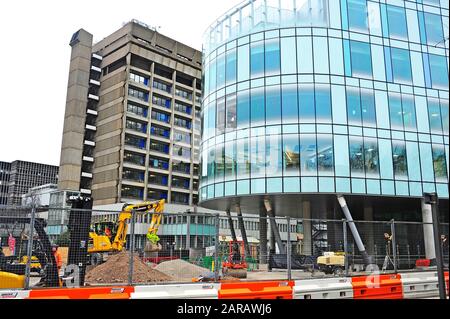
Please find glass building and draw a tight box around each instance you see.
[199,0,449,223]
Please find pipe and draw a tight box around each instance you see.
[264,199,286,254]
[337,195,373,266]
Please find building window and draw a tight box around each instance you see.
[151,110,171,123]
[121,185,143,199]
[226,49,237,85]
[317,135,334,176]
[266,86,281,125]
[122,169,145,183]
[283,134,300,176]
[389,94,404,131]
[432,145,448,182]
[300,134,317,176]
[350,40,372,78]
[175,87,193,100]
[129,72,149,86]
[265,38,280,76]
[250,41,264,78]
[364,138,379,178]
[124,152,146,166]
[174,102,192,115]
[128,87,149,102]
[172,177,190,189]
[386,5,408,40]
[149,157,169,170]
[173,130,191,144]
[153,80,172,93]
[216,97,226,134]
[172,192,189,205]
[424,12,444,46]
[174,116,192,129]
[148,173,168,186]
[402,96,417,131]
[173,145,191,159]
[149,141,170,154]
[236,139,250,179]
[127,103,148,117]
[148,189,168,201]
[428,99,443,134]
[150,125,170,139]
[315,85,331,123]
[429,54,449,89]
[347,0,368,32]
[226,94,237,131]
[391,48,412,84]
[125,134,146,149]
[126,119,147,133]
[172,161,190,174]
[152,94,171,108]
[237,90,250,129]
[299,85,315,123]
[224,141,236,180]
[349,137,364,177]
[392,141,408,179]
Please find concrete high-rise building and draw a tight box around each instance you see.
[58,20,203,206]
[0,160,59,206]
[199,0,449,257]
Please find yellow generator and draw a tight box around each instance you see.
[317,252,345,275]
[0,271,25,289]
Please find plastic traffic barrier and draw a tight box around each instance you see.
[27,286,134,299]
[401,271,442,299]
[131,283,220,299]
[218,281,294,299]
[294,277,354,299]
[352,274,403,299]
[0,290,31,299]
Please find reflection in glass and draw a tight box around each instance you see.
[266,135,283,177]
[251,136,266,178]
[299,85,315,123]
[350,137,364,177]
[392,141,408,179]
[300,134,317,176]
[317,134,334,176]
[266,85,281,125]
[236,139,250,179]
[283,134,300,176]
[364,138,379,178]
[432,145,448,182]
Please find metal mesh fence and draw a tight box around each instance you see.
[0,205,449,290]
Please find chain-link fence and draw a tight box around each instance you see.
[0,205,448,290]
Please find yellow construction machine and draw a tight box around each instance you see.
[88,199,165,265]
[317,252,345,275]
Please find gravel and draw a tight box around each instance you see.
[155,259,210,282]
[85,251,172,285]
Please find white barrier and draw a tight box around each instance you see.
[0,290,31,299]
[131,283,220,299]
[400,271,440,299]
[293,277,354,299]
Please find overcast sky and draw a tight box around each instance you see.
[0,0,242,165]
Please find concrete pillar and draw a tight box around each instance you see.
[302,201,312,255]
[259,207,268,267]
[364,205,375,254]
[236,204,251,258]
[421,200,436,260]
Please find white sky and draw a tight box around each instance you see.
[0,0,243,165]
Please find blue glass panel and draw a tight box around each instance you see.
[384,47,393,82]
[343,40,352,77]
[351,178,366,194]
[422,53,432,88]
[301,177,318,192]
[381,180,395,195]
[226,49,237,85]
[418,11,427,45]
[341,0,349,30]
[391,48,412,83]
[389,94,404,130]
[315,85,332,123]
[419,143,435,182]
[429,54,449,89]
[236,180,250,195]
[380,4,389,38]
[367,180,380,194]
[319,177,335,192]
[334,135,350,177]
[283,177,300,192]
[300,134,317,176]
[347,88,361,126]
[336,178,351,193]
[299,84,315,123]
[251,88,265,127]
[225,181,236,196]
[237,44,250,82]
[350,41,372,77]
[428,99,443,134]
[250,41,265,78]
[282,84,298,123]
[265,85,281,125]
[281,37,297,74]
[424,12,444,46]
[237,90,250,129]
[348,0,368,32]
[386,5,408,40]
[251,178,266,194]
[402,96,417,131]
[265,39,281,76]
[361,89,376,127]
[395,181,409,196]
[267,178,282,193]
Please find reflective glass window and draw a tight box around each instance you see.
[317,134,334,176]
[315,85,332,123]
[347,88,362,126]
[207,147,215,180]
[226,49,237,85]
[283,134,300,176]
[361,89,376,127]
[441,101,449,135]
[266,135,283,177]
[215,144,224,181]
[216,53,226,88]
[392,141,408,179]
[350,41,372,77]
[216,97,226,134]
[402,96,417,131]
[281,37,297,74]
[364,138,379,178]
[236,139,250,179]
[300,134,317,176]
[428,99,443,134]
[282,84,298,124]
[349,136,365,177]
[265,39,281,76]
[432,145,448,182]
[389,94,404,130]
[250,41,265,77]
[251,136,266,178]
[224,141,236,180]
[251,88,265,127]
[299,85,315,123]
[348,0,368,32]
[266,85,282,125]
[424,12,444,46]
[429,54,449,89]
[386,5,408,40]
[391,48,412,83]
[237,44,250,82]
[237,90,250,129]
[226,94,237,131]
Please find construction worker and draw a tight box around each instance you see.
[384,233,393,256]
[52,244,63,274]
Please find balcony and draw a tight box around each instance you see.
[88,94,99,101]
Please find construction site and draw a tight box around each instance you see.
[0,194,448,299]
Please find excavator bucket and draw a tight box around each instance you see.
[144,242,162,252]
[226,268,247,279]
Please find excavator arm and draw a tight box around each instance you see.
[111,199,165,251]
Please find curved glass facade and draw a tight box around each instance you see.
[200,0,449,209]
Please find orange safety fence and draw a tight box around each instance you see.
[218,281,294,299]
[27,286,134,299]
[352,274,403,299]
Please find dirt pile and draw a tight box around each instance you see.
[155,259,210,282]
[85,251,172,284]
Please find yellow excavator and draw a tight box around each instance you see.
[88,199,165,265]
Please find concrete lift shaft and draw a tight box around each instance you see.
[337,195,373,266]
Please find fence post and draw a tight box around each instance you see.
[343,219,349,277]
[214,214,220,282]
[24,205,36,290]
[128,210,136,286]
[391,219,397,273]
[287,216,291,281]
